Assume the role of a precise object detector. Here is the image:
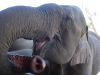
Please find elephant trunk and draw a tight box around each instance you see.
[31,56,46,74]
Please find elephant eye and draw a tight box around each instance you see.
[33,37,50,55]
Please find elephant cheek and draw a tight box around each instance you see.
[40,40,74,64]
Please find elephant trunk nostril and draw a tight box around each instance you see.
[35,58,43,70]
[31,56,46,74]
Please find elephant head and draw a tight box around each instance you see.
[33,5,91,65]
[0,3,91,75]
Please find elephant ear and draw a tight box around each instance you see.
[70,33,91,66]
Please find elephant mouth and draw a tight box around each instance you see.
[33,36,50,55]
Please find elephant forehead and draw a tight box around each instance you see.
[32,26,59,41]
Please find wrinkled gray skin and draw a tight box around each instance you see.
[9,31,100,75]
[0,3,100,75]
[63,31,100,75]
[9,38,33,51]
[88,31,100,75]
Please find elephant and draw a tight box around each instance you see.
[7,31,100,75]
[88,31,100,75]
[9,31,100,75]
[0,3,100,75]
